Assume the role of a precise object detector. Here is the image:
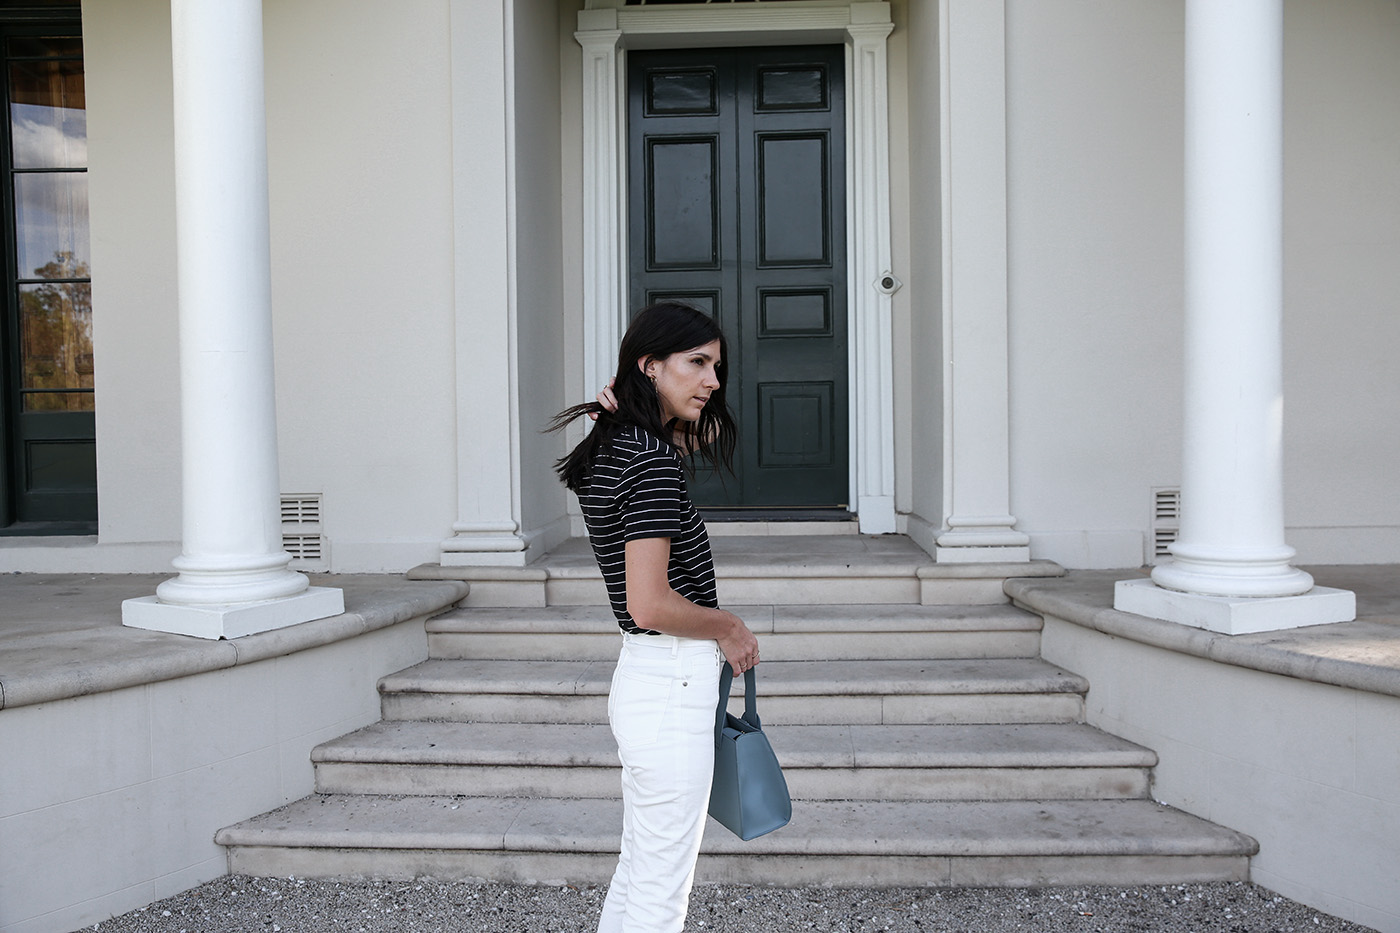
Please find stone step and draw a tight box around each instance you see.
[216,795,1257,888]
[378,658,1089,725]
[311,720,1156,801]
[408,536,1065,608]
[425,604,1044,662]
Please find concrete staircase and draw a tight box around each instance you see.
[216,535,1257,887]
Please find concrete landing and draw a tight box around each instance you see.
[409,534,1065,607]
[0,574,467,709]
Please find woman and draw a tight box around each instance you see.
[550,302,760,933]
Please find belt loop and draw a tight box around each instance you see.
[671,637,680,659]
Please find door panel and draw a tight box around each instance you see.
[629,46,847,511]
[646,137,720,268]
[757,134,829,265]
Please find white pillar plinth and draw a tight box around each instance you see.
[934,0,1029,563]
[1116,578,1355,636]
[1115,0,1353,632]
[122,0,342,638]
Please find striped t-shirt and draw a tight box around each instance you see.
[578,424,718,634]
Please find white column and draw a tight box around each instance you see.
[123,0,343,639]
[440,0,531,567]
[847,8,898,535]
[1115,0,1353,635]
[934,0,1028,563]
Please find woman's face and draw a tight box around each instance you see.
[643,339,722,423]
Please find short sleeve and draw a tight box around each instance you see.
[618,450,686,543]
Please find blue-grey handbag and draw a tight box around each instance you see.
[708,665,792,841]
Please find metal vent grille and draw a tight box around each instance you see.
[283,533,324,562]
[281,494,328,570]
[1151,487,1181,562]
[281,495,321,524]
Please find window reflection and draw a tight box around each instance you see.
[14,171,88,274]
[7,32,91,414]
[9,54,85,168]
[19,274,92,411]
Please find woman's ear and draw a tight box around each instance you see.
[636,356,653,379]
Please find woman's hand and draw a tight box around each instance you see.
[589,379,618,420]
[716,610,761,676]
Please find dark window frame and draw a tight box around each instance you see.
[0,2,92,535]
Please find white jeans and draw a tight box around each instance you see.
[597,633,725,933]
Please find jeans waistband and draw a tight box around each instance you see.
[622,631,721,658]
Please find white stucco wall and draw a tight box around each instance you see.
[1003,0,1400,569]
[0,619,428,933]
[265,0,459,572]
[1040,613,1400,933]
[20,0,183,573]
[1280,0,1400,564]
[1004,0,1186,570]
[3,0,464,574]
[7,0,1397,574]
[514,0,571,551]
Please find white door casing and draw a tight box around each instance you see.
[576,0,897,533]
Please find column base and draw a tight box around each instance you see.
[441,523,533,568]
[935,521,1031,563]
[935,544,1031,564]
[441,537,531,568]
[1114,577,1355,636]
[122,586,345,640]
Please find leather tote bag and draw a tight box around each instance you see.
[708,665,792,841]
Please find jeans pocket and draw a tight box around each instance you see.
[610,667,674,749]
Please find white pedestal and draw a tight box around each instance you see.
[441,550,531,568]
[1114,577,1356,636]
[122,587,345,640]
[440,525,532,567]
[935,545,1032,564]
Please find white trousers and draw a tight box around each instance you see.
[597,633,725,933]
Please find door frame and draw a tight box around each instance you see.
[575,0,896,534]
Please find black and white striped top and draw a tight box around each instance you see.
[579,424,717,634]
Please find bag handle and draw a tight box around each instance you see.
[715,664,760,744]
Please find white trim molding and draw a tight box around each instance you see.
[574,1,898,535]
[846,12,897,534]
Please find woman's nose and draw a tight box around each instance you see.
[704,367,719,388]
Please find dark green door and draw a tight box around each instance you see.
[628,46,848,512]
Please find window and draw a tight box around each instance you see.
[0,3,92,533]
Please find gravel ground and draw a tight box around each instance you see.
[77,877,1378,933]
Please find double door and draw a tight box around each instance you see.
[628,45,848,511]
